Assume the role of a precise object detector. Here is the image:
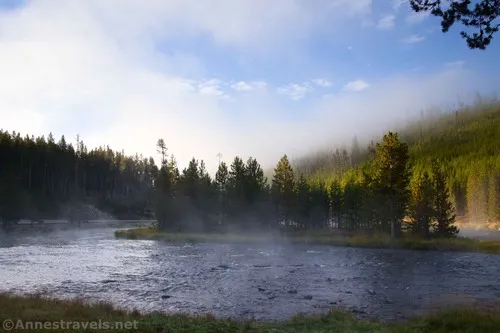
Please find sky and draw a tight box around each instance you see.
[0,0,499,174]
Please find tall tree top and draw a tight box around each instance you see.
[409,0,500,49]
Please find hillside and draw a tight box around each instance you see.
[1,99,498,232]
[296,99,500,226]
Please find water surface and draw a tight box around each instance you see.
[1,226,499,321]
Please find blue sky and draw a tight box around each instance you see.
[0,0,498,173]
[150,0,500,88]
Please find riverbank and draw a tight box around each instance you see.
[114,227,500,254]
[1,293,500,332]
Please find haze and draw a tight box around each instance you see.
[1,0,499,174]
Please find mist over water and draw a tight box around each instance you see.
[1,226,500,321]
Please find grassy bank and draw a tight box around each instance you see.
[1,293,500,332]
[114,227,500,254]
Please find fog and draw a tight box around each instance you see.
[2,225,500,321]
[1,1,499,174]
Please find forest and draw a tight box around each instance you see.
[1,98,499,239]
[0,132,157,221]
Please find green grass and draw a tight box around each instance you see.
[114,227,500,254]
[1,293,500,332]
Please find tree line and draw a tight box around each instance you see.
[1,100,498,236]
[0,130,157,223]
[153,132,458,238]
[299,99,500,228]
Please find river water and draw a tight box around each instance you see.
[1,226,500,321]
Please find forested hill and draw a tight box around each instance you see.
[1,99,498,229]
[296,100,500,225]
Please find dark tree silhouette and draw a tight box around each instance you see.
[0,130,157,223]
[408,171,435,238]
[2,99,499,237]
[431,160,458,237]
[371,132,411,238]
[409,0,500,49]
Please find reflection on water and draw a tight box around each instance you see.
[1,226,500,321]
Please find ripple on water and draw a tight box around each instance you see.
[1,227,500,321]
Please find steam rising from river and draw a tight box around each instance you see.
[2,226,500,321]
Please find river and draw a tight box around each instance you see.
[1,225,499,321]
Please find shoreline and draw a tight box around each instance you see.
[114,227,500,254]
[1,293,500,332]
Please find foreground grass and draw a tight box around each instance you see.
[1,293,500,332]
[115,227,500,254]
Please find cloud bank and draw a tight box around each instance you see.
[0,0,495,174]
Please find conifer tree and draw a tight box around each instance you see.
[244,157,267,205]
[371,132,411,238]
[329,179,343,229]
[432,160,458,237]
[156,138,167,165]
[215,161,229,228]
[271,155,295,229]
[309,181,330,229]
[409,0,500,50]
[227,156,247,220]
[408,171,435,238]
[295,174,311,229]
[155,161,179,231]
[342,180,363,231]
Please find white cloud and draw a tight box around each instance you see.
[81,0,372,53]
[402,34,425,44]
[0,0,495,175]
[376,15,396,30]
[277,83,314,100]
[311,78,332,87]
[231,81,253,91]
[342,80,370,92]
[231,81,267,92]
[405,11,429,24]
[197,79,228,99]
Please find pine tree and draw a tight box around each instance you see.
[154,163,178,231]
[168,155,180,180]
[180,158,200,202]
[215,161,229,228]
[227,156,247,220]
[294,174,311,229]
[358,170,378,231]
[432,160,458,237]
[215,162,229,192]
[271,155,295,229]
[244,157,267,205]
[242,157,267,229]
[371,132,411,238]
[329,179,343,229]
[342,180,363,231]
[408,171,435,238]
[309,181,330,229]
[198,161,214,207]
[156,139,167,165]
